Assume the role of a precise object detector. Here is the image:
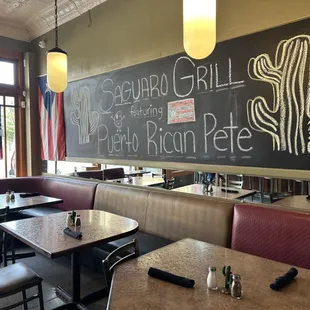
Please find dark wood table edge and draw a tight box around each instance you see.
[0,196,63,212]
[0,221,139,259]
[236,190,257,200]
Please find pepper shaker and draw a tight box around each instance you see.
[231,274,243,299]
[207,266,218,290]
[75,215,81,227]
[10,191,15,202]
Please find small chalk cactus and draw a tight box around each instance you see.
[222,265,232,289]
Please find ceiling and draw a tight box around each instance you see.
[0,0,107,42]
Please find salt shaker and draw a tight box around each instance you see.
[66,212,72,227]
[10,191,15,202]
[5,191,11,203]
[207,266,218,290]
[231,274,243,299]
[75,215,81,227]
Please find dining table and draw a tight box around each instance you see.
[0,193,63,211]
[0,209,139,303]
[273,195,310,212]
[108,238,309,309]
[107,176,165,187]
[124,170,150,177]
[172,184,256,200]
[0,193,63,265]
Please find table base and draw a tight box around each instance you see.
[56,286,108,305]
[56,252,108,304]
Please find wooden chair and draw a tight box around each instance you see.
[0,263,44,310]
[222,174,244,189]
[152,173,174,190]
[103,239,140,291]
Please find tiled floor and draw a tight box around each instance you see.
[1,248,108,310]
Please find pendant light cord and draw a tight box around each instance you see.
[55,0,58,47]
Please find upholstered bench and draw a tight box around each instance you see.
[0,176,98,218]
[231,204,310,269]
[90,182,235,266]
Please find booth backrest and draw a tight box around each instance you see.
[40,177,98,211]
[75,171,103,180]
[0,176,97,211]
[0,177,44,194]
[103,168,125,180]
[93,183,149,231]
[94,183,235,247]
[232,204,310,269]
[146,191,235,247]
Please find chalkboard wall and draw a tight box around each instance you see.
[64,18,310,170]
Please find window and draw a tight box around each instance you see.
[0,61,15,85]
[0,54,26,178]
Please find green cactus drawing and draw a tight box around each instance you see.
[247,35,310,155]
[71,86,99,145]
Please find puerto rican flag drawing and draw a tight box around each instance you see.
[38,75,66,160]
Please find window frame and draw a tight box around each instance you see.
[0,49,26,177]
[0,58,17,89]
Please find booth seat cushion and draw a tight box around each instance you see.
[231,204,310,269]
[93,183,149,231]
[97,231,173,256]
[145,191,235,247]
[40,177,98,211]
[20,206,62,217]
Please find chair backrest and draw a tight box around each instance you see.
[103,168,125,180]
[0,207,8,224]
[222,174,244,189]
[226,180,244,189]
[103,239,139,290]
[0,207,9,252]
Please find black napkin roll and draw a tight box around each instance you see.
[20,192,41,198]
[63,228,82,240]
[148,267,195,288]
[270,267,298,291]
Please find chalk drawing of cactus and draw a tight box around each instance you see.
[71,86,99,145]
[247,35,310,155]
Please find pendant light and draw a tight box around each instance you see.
[47,0,68,93]
[183,0,216,60]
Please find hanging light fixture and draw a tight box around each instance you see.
[183,0,216,60]
[47,0,67,93]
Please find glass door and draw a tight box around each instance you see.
[0,96,16,178]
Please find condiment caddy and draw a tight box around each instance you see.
[66,210,82,227]
[5,190,15,203]
[207,264,243,300]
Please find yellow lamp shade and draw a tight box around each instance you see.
[183,0,216,60]
[47,47,68,93]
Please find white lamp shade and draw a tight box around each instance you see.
[47,47,68,93]
[183,0,216,60]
